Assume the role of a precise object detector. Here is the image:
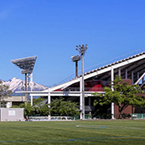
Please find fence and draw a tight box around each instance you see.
[132,114,145,119]
[29,116,74,121]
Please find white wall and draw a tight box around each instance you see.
[0,108,24,121]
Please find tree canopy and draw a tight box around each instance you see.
[49,97,79,117]
[93,76,145,118]
[12,97,79,117]
[0,81,12,107]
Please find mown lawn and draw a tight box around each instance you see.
[0,120,145,145]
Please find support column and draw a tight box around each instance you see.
[125,69,128,79]
[29,73,33,106]
[30,73,33,91]
[30,95,33,106]
[48,91,51,120]
[89,97,92,117]
[132,71,134,84]
[75,61,78,77]
[25,73,27,91]
[80,77,83,120]
[25,73,28,101]
[81,54,85,120]
[118,68,121,76]
[111,67,114,119]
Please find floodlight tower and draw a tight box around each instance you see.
[11,56,37,101]
[71,55,81,77]
[76,44,88,120]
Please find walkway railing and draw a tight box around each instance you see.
[63,87,104,92]
[132,114,145,119]
[29,116,74,121]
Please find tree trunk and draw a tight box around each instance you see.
[119,104,122,119]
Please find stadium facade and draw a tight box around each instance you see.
[17,51,145,119]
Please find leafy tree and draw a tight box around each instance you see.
[12,103,35,116]
[33,98,49,115]
[20,103,35,116]
[93,76,145,118]
[39,104,49,116]
[50,98,79,117]
[11,97,79,117]
[33,97,45,106]
[0,81,12,107]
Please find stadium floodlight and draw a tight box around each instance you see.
[71,55,81,62]
[76,44,88,56]
[76,44,88,120]
[71,55,81,77]
[11,56,37,75]
[11,56,37,95]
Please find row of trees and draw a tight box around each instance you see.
[12,97,79,117]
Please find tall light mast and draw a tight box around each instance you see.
[76,44,88,120]
[11,56,37,101]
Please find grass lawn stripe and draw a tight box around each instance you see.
[0,120,144,145]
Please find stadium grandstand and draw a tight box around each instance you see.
[16,51,145,119]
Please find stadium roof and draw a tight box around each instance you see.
[47,51,145,92]
[15,51,145,94]
[11,56,37,74]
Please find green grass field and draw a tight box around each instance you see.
[0,120,145,145]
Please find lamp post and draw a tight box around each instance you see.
[76,44,88,120]
[71,55,81,77]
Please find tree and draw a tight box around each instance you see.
[49,98,79,117]
[11,97,79,117]
[11,97,48,116]
[33,98,49,115]
[14,103,35,116]
[0,81,12,107]
[39,104,49,116]
[93,76,145,118]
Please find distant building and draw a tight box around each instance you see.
[2,77,48,108]
[3,95,27,108]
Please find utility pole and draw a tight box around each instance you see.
[71,55,81,77]
[76,44,88,120]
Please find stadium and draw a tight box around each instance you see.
[14,51,145,120]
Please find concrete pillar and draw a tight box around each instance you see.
[132,71,134,84]
[89,97,92,117]
[30,73,33,106]
[125,69,128,79]
[30,95,33,106]
[48,91,51,120]
[118,68,121,76]
[111,67,114,119]
[80,77,83,119]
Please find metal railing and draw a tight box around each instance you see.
[132,114,145,119]
[29,116,74,121]
[63,87,104,92]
